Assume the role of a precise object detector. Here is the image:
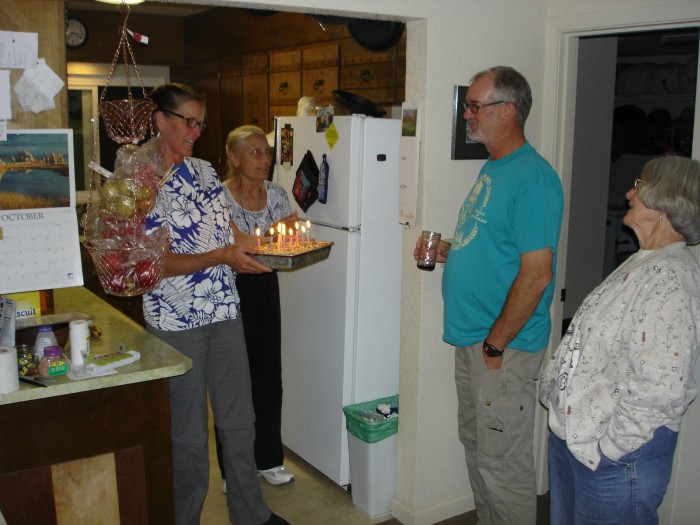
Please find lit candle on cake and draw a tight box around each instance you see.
[255,227,261,250]
[301,225,306,245]
[295,221,300,244]
[289,229,294,249]
[277,223,282,250]
[306,220,311,243]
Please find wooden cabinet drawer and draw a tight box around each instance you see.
[340,62,395,89]
[303,44,339,69]
[270,49,301,72]
[302,66,337,103]
[269,70,301,106]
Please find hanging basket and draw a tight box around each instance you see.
[100,98,156,145]
[85,241,167,297]
[97,3,155,145]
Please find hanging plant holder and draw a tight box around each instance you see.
[81,1,169,297]
[99,2,155,145]
[100,98,155,145]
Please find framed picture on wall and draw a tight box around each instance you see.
[451,85,489,160]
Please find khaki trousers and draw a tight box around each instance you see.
[455,343,544,525]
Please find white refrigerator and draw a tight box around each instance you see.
[274,115,402,486]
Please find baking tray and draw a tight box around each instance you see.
[251,242,333,271]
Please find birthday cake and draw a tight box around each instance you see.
[252,241,333,270]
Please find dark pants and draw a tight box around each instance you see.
[217,271,284,476]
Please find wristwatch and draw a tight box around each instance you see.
[483,342,504,358]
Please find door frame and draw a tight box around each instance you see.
[537,2,700,517]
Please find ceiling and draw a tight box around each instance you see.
[65,0,213,17]
[67,2,698,59]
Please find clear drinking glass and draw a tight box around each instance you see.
[417,231,441,271]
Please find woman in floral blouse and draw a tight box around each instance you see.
[540,155,700,525]
[214,125,298,490]
[144,83,288,525]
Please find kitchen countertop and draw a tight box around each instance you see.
[0,286,192,405]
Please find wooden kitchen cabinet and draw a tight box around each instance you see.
[220,57,244,142]
[269,50,301,107]
[190,62,222,173]
[242,54,269,129]
[340,39,398,110]
[302,44,339,106]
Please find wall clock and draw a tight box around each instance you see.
[66,17,88,49]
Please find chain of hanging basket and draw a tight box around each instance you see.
[82,1,169,298]
[98,1,156,145]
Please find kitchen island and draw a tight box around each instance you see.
[0,286,192,524]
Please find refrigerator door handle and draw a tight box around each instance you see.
[310,219,360,233]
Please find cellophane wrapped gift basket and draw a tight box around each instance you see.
[82,2,170,297]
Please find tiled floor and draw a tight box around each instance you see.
[200,406,391,525]
[198,404,549,525]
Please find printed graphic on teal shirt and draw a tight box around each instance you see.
[452,174,491,251]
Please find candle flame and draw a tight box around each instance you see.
[255,227,260,236]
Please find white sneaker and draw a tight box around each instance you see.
[257,465,295,485]
[221,479,227,494]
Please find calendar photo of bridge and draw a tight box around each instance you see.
[0,129,74,211]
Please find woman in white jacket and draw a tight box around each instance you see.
[540,155,700,525]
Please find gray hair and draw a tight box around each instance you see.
[637,156,700,245]
[225,125,268,180]
[471,66,532,128]
[297,96,317,117]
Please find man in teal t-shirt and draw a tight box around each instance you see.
[417,66,563,525]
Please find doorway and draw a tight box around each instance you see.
[563,28,698,332]
[540,10,700,523]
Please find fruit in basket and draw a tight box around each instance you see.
[134,258,161,289]
[101,178,156,220]
[106,269,132,293]
[101,251,127,273]
[135,185,156,216]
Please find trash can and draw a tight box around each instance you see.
[342,395,399,518]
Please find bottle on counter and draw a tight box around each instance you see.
[37,345,69,378]
[17,343,37,376]
[69,319,91,367]
[34,324,58,362]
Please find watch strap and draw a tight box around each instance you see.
[483,342,504,357]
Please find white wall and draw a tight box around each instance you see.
[162,1,699,523]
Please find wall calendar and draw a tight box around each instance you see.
[0,129,83,294]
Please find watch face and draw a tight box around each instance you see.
[66,18,88,49]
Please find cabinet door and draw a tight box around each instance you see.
[220,57,243,138]
[243,73,269,129]
[302,67,338,105]
[191,64,222,173]
[302,45,338,105]
[242,54,269,130]
[269,50,301,107]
